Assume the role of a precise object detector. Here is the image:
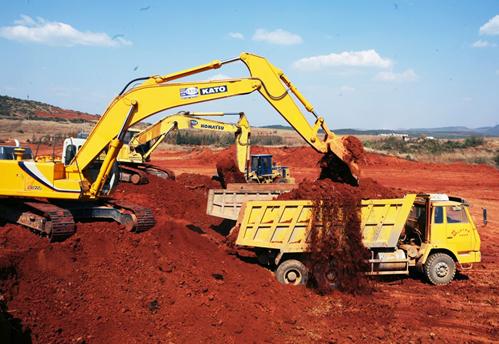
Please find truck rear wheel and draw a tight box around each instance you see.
[424,253,456,285]
[275,259,308,286]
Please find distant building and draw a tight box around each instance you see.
[379,133,409,141]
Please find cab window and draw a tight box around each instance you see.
[434,206,444,224]
[446,206,468,224]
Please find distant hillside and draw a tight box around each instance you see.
[260,124,499,137]
[0,95,99,123]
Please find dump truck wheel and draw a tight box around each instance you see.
[424,253,456,285]
[275,259,308,285]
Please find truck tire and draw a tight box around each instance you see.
[424,253,456,285]
[275,259,308,286]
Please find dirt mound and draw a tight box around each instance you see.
[175,173,221,191]
[2,174,404,343]
[215,157,246,188]
[113,174,222,229]
[278,178,402,293]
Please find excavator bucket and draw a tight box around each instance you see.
[322,135,363,186]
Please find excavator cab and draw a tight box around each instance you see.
[247,154,294,184]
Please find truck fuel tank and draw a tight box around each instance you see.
[374,250,408,272]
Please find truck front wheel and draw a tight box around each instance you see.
[275,259,308,285]
[424,253,456,285]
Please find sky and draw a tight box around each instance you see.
[0,0,498,129]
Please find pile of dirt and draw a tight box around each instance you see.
[278,178,402,294]
[215,157,246,188]
[114,174,222,230]
[175,173,221,192]
[3,174,376,343]
[319,136,365,186]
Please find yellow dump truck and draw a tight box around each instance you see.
[232,193,481,286]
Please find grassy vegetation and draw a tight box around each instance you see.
[364,136,498,167]
[364,136,485,154]
[0,95,69,119]
[166,130,284,146]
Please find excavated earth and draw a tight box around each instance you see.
[0,144,498,343]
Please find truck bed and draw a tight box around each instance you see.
[234,194,417,252]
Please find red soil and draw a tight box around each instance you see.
[277,146,403,293]
[215,157,246,188]
[0,144,498,343]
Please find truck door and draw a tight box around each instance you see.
[444,205,475,255]
[430,206,446,244]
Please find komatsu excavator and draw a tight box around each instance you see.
[0,52,359,241]
[62,111,251,184]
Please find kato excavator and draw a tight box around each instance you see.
[62,111,251,184]
[0,52,359,241]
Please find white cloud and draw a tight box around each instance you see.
[472,39,497,48]
[0,15,132,47]
[252,28,303,45]
[480,15,499,35]
[375,69,419,82]
[228,32,244,40]
[293,50,392,71]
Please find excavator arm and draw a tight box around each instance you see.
[129,111,250,172]
[70,52,360,197]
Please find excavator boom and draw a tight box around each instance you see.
[129,111,250,173]
[70,52,359,189]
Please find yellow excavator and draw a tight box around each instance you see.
[62,111,251,185]
[0,52,359,241]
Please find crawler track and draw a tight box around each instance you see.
[107,199,156,232]
[0,200,76,242]
[120,163,175,184]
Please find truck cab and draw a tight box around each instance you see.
[398,194,481,284]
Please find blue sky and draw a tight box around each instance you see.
[0,1,498,129]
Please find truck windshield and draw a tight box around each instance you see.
[446,206,468,223]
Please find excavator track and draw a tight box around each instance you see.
[0,199,155,242]
[143,164,175,180]
[106,200,156,232]
[26,202,76,242]
[119,165,149,185]
[0,200,75,242]
[119,164,175,185]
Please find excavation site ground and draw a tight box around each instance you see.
[0,145,498,343]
